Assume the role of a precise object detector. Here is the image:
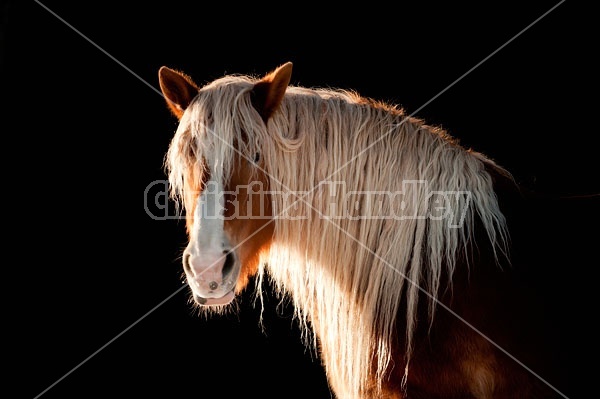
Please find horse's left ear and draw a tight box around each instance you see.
[252,62,293,122]
[158,66,199,119]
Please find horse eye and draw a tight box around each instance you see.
[253,152,260,163]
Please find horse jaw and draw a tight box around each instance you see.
[183,178,241,306]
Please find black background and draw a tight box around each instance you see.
[4,1,598,398]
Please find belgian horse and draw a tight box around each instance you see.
[158,62,576,398]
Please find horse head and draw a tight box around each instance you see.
[158,62,293,306]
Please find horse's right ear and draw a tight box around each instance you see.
[252,62,293,123]
[158,66,199,119]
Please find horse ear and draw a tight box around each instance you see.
[252,62,293,122]
[158,66,199,119]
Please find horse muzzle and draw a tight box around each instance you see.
[184,250,240,306]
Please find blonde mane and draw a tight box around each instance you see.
[166,74,509,398]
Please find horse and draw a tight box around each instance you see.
[158,62,577,398]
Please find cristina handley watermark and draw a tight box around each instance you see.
[145,180,473,228]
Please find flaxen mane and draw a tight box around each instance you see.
[166,74,509,397]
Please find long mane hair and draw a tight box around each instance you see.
[166,73,510,397]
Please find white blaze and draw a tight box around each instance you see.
[185,177,235,302]
[192,178,225,249]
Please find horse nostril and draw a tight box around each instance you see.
[183,252,191,274]
[208,281,219,290]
